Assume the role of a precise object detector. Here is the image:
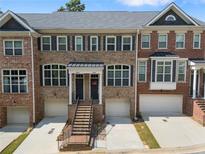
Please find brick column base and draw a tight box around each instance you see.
[0,107,7,128]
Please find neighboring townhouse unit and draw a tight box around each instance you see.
[0,3,205,129]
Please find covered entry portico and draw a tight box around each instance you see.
[67,62,104,105]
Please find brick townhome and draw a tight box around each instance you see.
[0,3,205,128]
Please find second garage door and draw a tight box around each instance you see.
[106,98,130,117]
[139,94,183,115]
[7,107,29,124]
[45,99,68,117]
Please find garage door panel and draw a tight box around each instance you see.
[7,107,29,124]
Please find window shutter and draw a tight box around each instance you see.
[67,36,70,51]
[131,65,134,86]
[88,36,90,51]
[83,36,86,51]
[67,72,69,86]
[172,60,176,82]
[117,36,121,51]
[72,36,75,51]
[40,65,43,86]
[98,36,101,51]
[104,65,106,86]
[152,60,156,82]
[132,35,136,51]
[37,37,41,51]
[51,36,57,51]
[103,36,106,51]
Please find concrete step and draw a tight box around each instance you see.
[73,125,90,128]
[72,128,91,132]
[74,118,91,122]
[75,115,91,119]
[72,131,90,135]
[76,110,91,113]
[74,121,90,125]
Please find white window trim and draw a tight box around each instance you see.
[176,60,187,83]
[176,33,185,49]
[141,34,151,49]
[2,69,28,94]
[158,34,168,49]
[57,36,67,51]
[193,33,201,49]
[138,60,147,82]
[41,36,51,51]
[90,36,98,51]
[3,39,24,56]
[75,36,83,51]
[106,64,131,87]
[165,15,176,21]
[121,35,132,51]
[42,64,67,86]
[106,36,116,51]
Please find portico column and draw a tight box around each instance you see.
[193,69,197,99]
[99,73,102,105]
[204,70,205,99]
[69,72,72,105]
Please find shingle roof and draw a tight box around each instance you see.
[68,61,104,67]
[150,51,178,57]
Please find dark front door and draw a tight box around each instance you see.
[91,77,99,100]
[76,75,84,100]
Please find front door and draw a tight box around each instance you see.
[76,74,84,100]
[91,75,99,100]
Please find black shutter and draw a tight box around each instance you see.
[40,65,43,86]
[98,36,101,51]
[83,36,86,51]
[88,36,90,51]
[72,36,75,51]
[67,72,69,86]
[132,35,136,51]
[131,65,134,86]
[172,60,176,82]
[67,36,70,51]
[152,60,156,82]
[51,36,57,51]
[117,36,121,51]
[104,65,106,86]
[103,36,106,51]
[37,37,41,51]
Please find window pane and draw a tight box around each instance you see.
[11,70,18,75]
[115,71,121,78]
[19,77,27,84]
[108,71,114,78]
[108,79,114,86]
[3,77,10,84]
[91,37,97,44]
[157,66,163,73]
[123,37,131,44]
[178,74,185,81]
[52,65,58,69]
[139,74,145,81]
[4,85,10,93]
[123,79,129,86]
[123,71,129,78]
[19,70,26,75]
[159,35,166,42]
[123,45,130,51]
[165,74,171,82]
[76,37,82,44]
[76,45,82,51]
[115,65,121,69]
[59,45,66,51]
[115,79,121,86]
[12,85,18,93]
[92,45,97,51]
[60,71,66,78]
[157,74,163,82]
[52,79,58,86]
[107,45,115,51]
[159,42,166,48]
[107,37,115,43]
[44,70,51,77]
[14,49,22,55]
[60,79,66,86]
[142,35,149,42]
[43,45,50,50]
[44,65,51,69]
[59,37,66,44]
[14,41,22,48]
[5,41,12,48]
[108,66,114,69]
[60,65,66,69]
[165,66,171,73]
[45,79,51,85]
[52,70,58,78]
[42,37,50,44]
[20,85,27,93]
[142,42,149,48]
[3,70,10,75]
[5,49,13,55]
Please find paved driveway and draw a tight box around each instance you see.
[143,113,205,148]
[0,125,27,152]
[14,116,67,154]
[106,117,144,150]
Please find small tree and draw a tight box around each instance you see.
[58,0,85,12]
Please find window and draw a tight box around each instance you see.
[107,65,130,86]
[156,61,172,82]
[41,36,51,51]
[106,36,116,51]
[193,34,201,49]
[90,36,98,51]
[3,70,28,93]
[122,36,132,51]
[57,36,67,51]
[165,15,176,22]
[176,34,185,49]
[138,61,147,82]
[158,34,167,49]
[177,61,186,82]
[43,64,67,86]
[4,40,23,56]
[141,34,150,49]
[75,36,83,51]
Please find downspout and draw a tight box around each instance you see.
[134,29,139,120]
[29,32,36,125]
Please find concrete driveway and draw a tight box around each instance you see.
[106,117,144,150]
[143,113,205,148]
[0,124,27,152]
[14,116,67,154]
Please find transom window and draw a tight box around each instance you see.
[90,36,98,51]
[122,36,132,51]
[3,70,28,93]
[176,34,185,49]
[141,34,150,49]
[107,65,130,87]
[156,61,172,82]
[138,61,147,82]
[4,40,23,56]
[75,36,83,51]
[41,36,51,51]
[43,64,67,86]
[57,36,67,51]
[193,34,201,49]
[177,61,186,82]
[106,36,116,51]
[158,34,167,49]
[165,15,176,22]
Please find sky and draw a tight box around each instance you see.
[0,0,205,21]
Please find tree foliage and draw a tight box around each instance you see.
[58,0,85,12]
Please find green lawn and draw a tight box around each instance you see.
[0,129,31,154]
[134,121,160,149]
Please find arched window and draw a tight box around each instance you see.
[165,15,176,22]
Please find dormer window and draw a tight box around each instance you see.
[165,15,176,22]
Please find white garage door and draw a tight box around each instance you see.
[106,99,130,117]
[45,99,68,117]
[139,94,183,115]
[7,107,29,124]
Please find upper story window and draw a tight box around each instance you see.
[141,34,150,49]
[158,34,167,49]
[3,70,28,93]
[41,36,51,51]
[156,61,172,82]
[43,64,67,86]
[177,61,186,82]
[138,60,147,82]
[75,36,83,51]
[90,36,98,51]
[165,15,176,22]
[176,34,185,49]
[106,36,116,51]
[193,34,201,49]
[57,36,67,51]
[107,65,130,87]
[4,40,23,56]
[122,36,132,51]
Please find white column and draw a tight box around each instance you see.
[204,70,205,99]
[69,73,72,105]
[99,73,102,105]
[193,69,197,99]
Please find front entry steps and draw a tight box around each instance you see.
[193,100,205,126]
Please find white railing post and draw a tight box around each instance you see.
[69,72,72,104]
[99,73,102,105]
[193,69,197,99]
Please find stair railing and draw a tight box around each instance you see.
[70,97,80,135]
[88,99,94,145]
